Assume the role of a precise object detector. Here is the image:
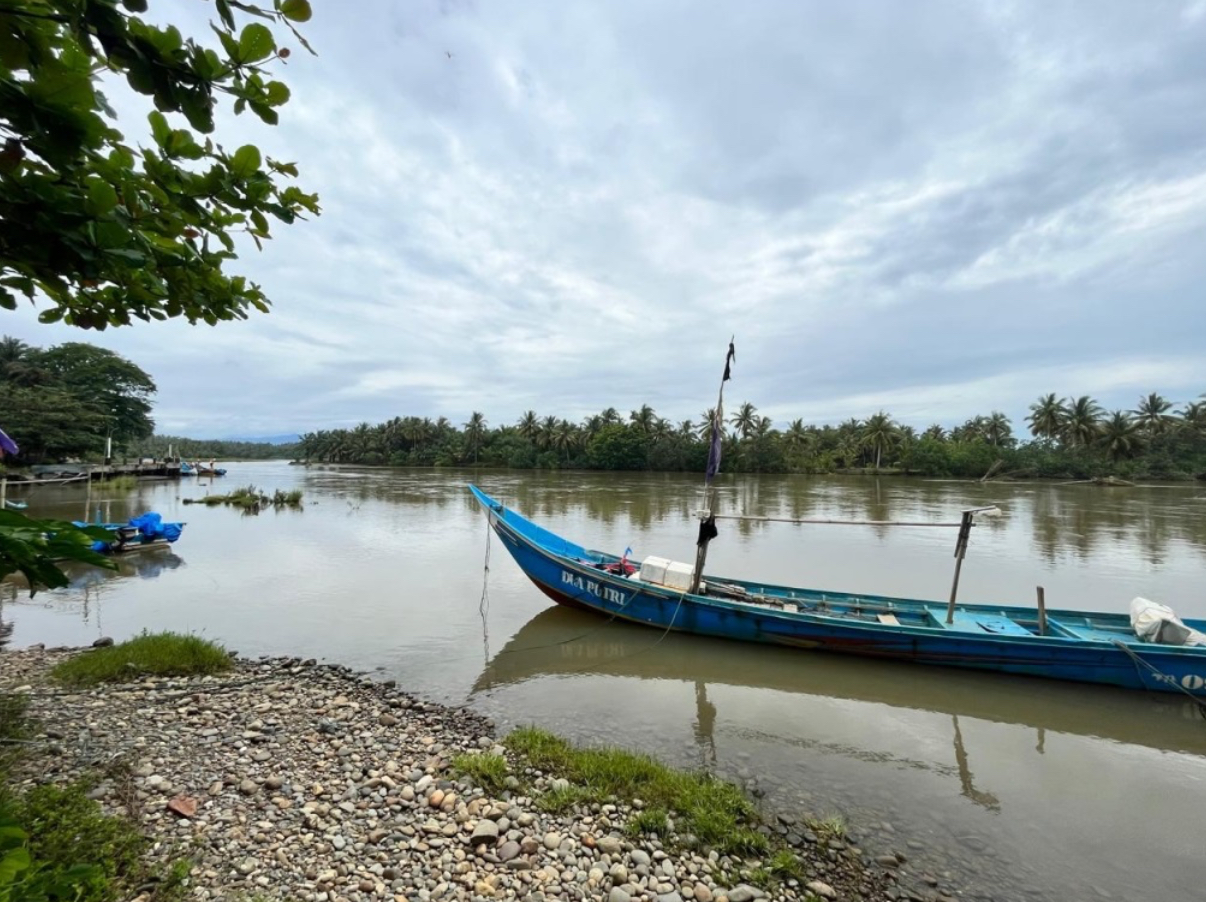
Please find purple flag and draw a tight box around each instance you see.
[0,427,17,457]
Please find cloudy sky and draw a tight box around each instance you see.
[7,0,1206,438]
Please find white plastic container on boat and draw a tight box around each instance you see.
[638,555,697,592]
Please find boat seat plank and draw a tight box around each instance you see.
[947,613,1033,637]
[876,613,900,626]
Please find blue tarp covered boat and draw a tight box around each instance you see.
[469,485,1206,698]
[74,511,185,555]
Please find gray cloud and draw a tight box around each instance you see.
[6,0,1206,438]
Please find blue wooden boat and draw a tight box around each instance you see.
[469,485,1206,698]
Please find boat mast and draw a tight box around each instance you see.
[689,338,735,595]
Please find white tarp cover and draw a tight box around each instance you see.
[1129,597,1206,647]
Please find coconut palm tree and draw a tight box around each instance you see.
[463,411,488,463]
[1179,400,1206,435]
[730,402,759,439]
[539,415,559,450]
[581,414,604,441]
[629,405,656,435]
[1026,394,1068,441]
[552,419,577,463]
[697,409,718,441]
[783,418,811,454]
[1100,411,1144,461]
[922,424,947,442]
[517,410,540,443]
[1132,392,1179,436]
[1063,396,1103,447]
[982,412,1013,447]
[599,407,621,426]
[677,419,695,440]
[861,411,900,469]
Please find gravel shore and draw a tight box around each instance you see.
[2,646,904,902]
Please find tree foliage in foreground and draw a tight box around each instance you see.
[0,0,319,329]
[295,391,1206,481]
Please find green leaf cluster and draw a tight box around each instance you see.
[0,0,319,329]
[0,509,116,593]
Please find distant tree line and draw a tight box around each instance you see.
[296,392,1206,480]
[0,335,155,464]
[130,435,299,461]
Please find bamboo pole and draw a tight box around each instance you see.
[1036,586,1047,636]
[710,514,963,528]
[689,339,735,596]
[944,510,975,624]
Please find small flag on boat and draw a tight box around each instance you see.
[0,427,17,458]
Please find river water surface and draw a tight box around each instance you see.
[4,464,1205,902]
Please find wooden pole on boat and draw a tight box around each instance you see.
[944,510,974,624]
[689,338,735,596]
[1036,586,1047,636]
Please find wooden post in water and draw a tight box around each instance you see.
[0,478,5,509]
[944,510,975,624]
[1036,586,1047,636]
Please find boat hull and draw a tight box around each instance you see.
[473,486,1206,698]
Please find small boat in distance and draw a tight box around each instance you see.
[470,485,1206,698]
[181,461,227,477]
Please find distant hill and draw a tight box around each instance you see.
[224,434,300,445]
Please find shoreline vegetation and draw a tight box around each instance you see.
[0,635,901,902]
[293,393,1206,482]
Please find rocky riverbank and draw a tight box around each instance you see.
[1,646,911,902]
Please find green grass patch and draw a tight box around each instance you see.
[769,849,803,880]
[504,726,764,856]
[624,807,670,838]
[809,813,847,841]
[100,475,138,493]
[534,785,590,814]
[49,632,232,687]
[451,752,509,792]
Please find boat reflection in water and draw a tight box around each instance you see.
[2,550,185,604]
[471,606,1206,902]
[475,606,1206,759]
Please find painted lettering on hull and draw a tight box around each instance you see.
[561,571,627,605]
[1150,672,1206,692]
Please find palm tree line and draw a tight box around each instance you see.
[296,390,1206,479]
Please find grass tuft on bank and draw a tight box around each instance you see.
[451,751,509,792]
[504,726,767,856]
[50,632,232,687]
